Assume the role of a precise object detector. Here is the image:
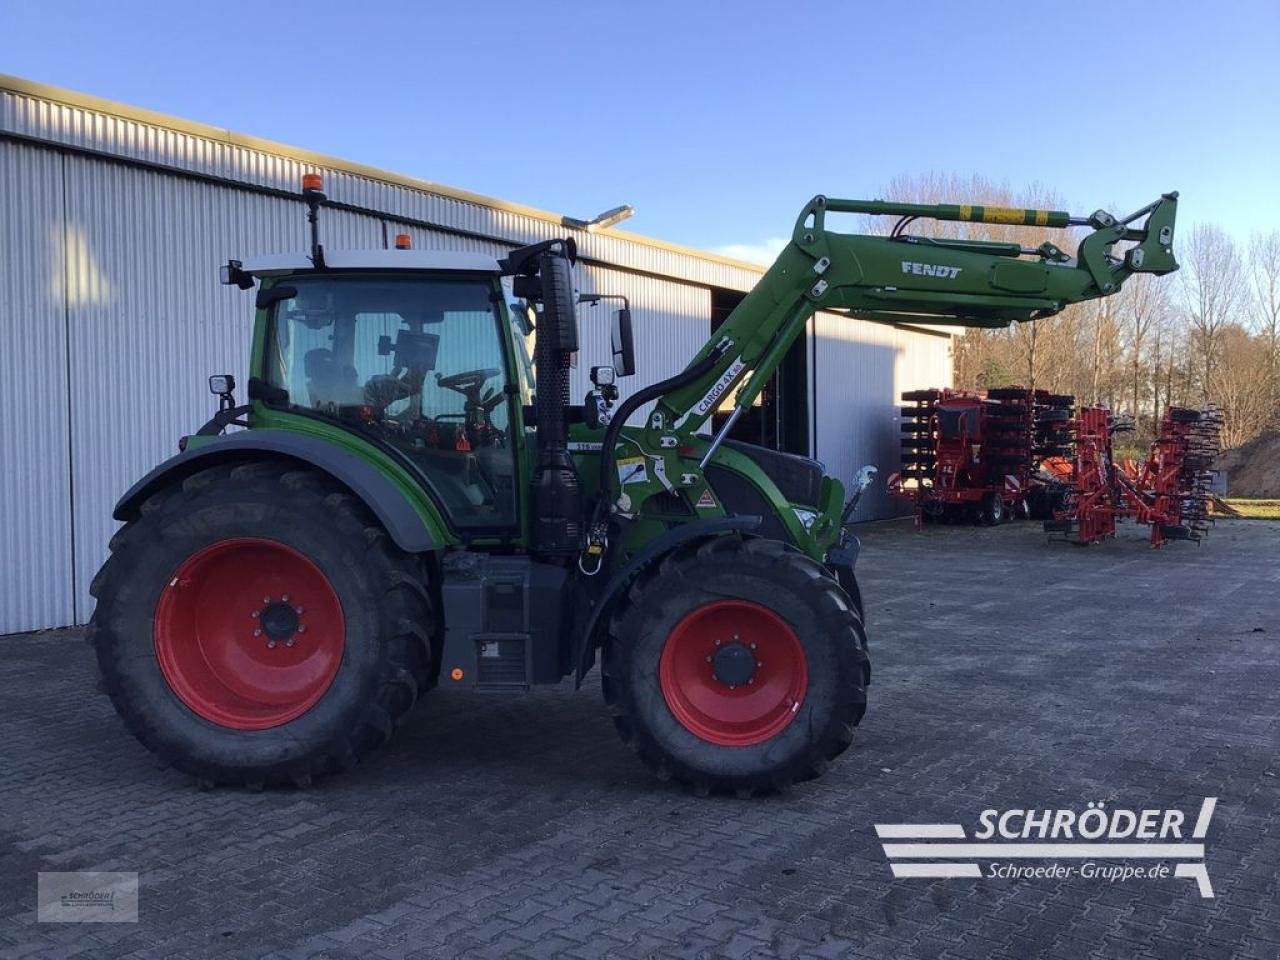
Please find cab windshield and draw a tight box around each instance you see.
[263,274,519,528]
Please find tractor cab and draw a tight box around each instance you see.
[240,250,530,531]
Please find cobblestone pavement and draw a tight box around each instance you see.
[2,519,1278,959]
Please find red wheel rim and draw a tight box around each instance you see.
[153,538,345,730]
[659,600,808,747]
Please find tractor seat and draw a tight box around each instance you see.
[304,349,361,407]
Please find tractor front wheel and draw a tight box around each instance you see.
[603,537,868,795]
[89,461,435,787]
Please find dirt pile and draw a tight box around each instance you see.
[1218,431,1280,497]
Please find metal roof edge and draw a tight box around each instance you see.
[0,72,769,277]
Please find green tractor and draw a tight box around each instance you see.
[90,178,1179,793]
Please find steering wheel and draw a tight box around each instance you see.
[437,368,501,396]
[435,368,506,442]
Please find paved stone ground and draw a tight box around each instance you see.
[2,518,1278,960]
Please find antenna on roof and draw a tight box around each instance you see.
[301,173,327,268]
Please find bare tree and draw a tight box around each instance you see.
[1214,325,1272,447]
[1249,229,1280,424]
[1086,295,1122,404]
[1180,224,1244,400]
[1119,274,1170,432]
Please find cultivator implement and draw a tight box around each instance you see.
[1122,405,1225,546]
[1048,404,1223,547]
[1044,406,1121,543]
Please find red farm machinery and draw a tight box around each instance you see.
[890,388,1224,549]
[890,387,1075,526]
[1045,404,1226,547]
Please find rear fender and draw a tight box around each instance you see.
[113,431,444,554]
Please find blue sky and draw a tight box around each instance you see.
[3,1,1276,262]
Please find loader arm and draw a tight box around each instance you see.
[588,191,1178,566]
[658,192,1179,438]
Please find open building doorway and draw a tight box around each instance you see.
[708,287,810,456]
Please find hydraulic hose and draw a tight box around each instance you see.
[593,344,728,516]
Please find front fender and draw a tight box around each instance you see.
[113,431,441,554]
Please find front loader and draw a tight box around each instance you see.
[90,179,1179,793]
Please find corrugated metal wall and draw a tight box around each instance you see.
[0,85,765,294]
[0,141,74,632]
[0,78,951,634]
[813,312,952,522]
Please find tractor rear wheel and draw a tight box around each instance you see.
[603,536,867,795]
[89,460,435,787]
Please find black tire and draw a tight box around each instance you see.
[987,405,1029,418]
[1169,408,1201,423]
[89,460,436,788]
[1037,409,1072,423]
[901,422,932,433]
[1040,394,1075,408]
[1025,487,1050,521]
[602,536,868,795]
[900,438,935,450]
[986,387,1031,400]
[901,389,940,402]
[980,492,1005,525]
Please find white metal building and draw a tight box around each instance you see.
[0,74,951,635]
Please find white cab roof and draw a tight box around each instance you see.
[240,250,502,276]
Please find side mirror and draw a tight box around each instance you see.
[612,307,636,377]
[537,252,579,352]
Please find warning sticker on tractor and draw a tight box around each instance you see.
[695,489,717,509]
[617,456,649,486]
